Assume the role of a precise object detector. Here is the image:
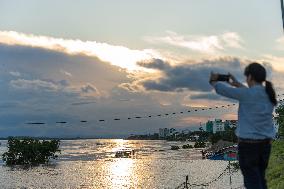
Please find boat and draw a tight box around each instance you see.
[115,148,135,158]
[96,142,104,145]
[204,145,238,161]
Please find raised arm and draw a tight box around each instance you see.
[212,82,247,101]
[228,73,246,88]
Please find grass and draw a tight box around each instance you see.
[267,140,284,189]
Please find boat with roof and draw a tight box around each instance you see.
[115,148,135,158]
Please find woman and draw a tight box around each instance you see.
[210,62,277,189]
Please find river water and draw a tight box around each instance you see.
[0,139,244,189]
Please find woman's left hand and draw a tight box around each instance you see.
[228,72,245,88]
[209,72,218,85]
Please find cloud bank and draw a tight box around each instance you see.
[1,43,212,137]
[0,31,156,71]
[121,57,248,93]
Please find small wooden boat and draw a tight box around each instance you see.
[115,148,135,158]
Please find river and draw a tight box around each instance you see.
[0,139,244,189]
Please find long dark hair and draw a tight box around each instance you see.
[244,62,277,106]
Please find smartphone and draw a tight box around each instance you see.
[217,74,230,82]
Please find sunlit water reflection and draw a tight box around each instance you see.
[0,139,243,188]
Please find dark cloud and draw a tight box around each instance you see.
[1,44,205,138]
[0,44,132,137]
[71,101,97,106]
[135,57,247,92]
[137,59,171,70]
[0,101,23,109]
[58,80,69,87]
[81,83,97,93]
[0,44,129,86]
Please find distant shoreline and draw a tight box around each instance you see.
[0,137,126,140]
[0,137,166,140]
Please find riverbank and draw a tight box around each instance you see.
[267,140,284,189]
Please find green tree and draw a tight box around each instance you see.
[2,137,60,166]
[275,104,284,139]
[194,141,206,148]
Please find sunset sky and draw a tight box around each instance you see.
[0,0,283,137]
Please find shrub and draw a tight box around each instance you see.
[194,141,206,148]
[182,144,193,149]
[2,137,60,166]
[171,145,180,150]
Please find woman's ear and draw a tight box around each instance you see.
[247,74,252,82]
[246,74,254,87]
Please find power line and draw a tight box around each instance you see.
[24,93,284,125]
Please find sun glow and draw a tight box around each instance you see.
[0,31,157,71]
[108,139,135,189]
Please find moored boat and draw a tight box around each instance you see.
[115,148,135,158]
[204,145,238,161]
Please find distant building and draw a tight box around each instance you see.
[224,120,238,130]
[181,129,191,135]
[206,119,238,133]
[206,121,213,133]
[169,128,176,135]
[192,134,199,141]
[213,119,224,133]
[159,128,169,138]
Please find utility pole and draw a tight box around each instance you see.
[281,0,284,32]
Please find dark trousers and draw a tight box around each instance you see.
[238,141,271,189]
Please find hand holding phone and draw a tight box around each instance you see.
[217,74,230,82]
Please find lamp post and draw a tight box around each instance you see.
[281,0,284,32]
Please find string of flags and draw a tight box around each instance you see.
[25,93,284,125]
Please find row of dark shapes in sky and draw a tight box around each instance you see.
[25,94,284,125]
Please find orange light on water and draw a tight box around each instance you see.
[108,139,135,188]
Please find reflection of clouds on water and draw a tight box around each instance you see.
[0,139,243,188]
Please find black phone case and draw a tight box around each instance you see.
[218,75,230,81]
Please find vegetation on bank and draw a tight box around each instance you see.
[267,104,284,188]
[193,141,206,148]
[275,103,284,139]
[2,137,60,166]
[267,140,284,189]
